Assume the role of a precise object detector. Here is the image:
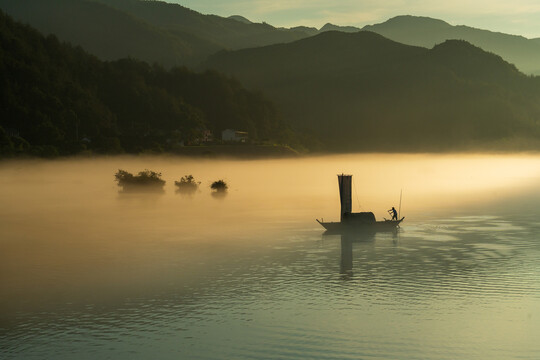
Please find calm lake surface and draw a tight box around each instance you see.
[1,154,540,359]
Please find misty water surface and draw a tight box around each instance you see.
[1,154,540,359]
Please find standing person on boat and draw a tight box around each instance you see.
[388,207,398,220]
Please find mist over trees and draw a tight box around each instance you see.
[0,10,292,157]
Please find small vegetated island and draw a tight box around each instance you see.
[211,180,228,193]
[115,169,166,192]
[175,175,200,194]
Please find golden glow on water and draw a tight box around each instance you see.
[1,154,540,359]
[2,153,540,221]
[1,153,539,247]
[1,153,540,254]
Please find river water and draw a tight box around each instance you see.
[1,154,540,359]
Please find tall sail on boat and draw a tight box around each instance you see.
[317,174,404,233]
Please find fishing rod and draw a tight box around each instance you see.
[398,188,403,219]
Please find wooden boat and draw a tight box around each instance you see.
[317,174,404,234]
[317,217,404,233]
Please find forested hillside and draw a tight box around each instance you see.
[0,10,292,157]
[205,31,540,151]
[3,1,540,154]
[99,0,309,50]
[0,0,311,67]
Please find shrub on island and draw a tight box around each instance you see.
[115,169,165,192]
[210,180,228,192]
[175,175,201,194]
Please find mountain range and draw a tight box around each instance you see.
[289,16,540,75]
[0,0,310,67]
[205,31,540,151]
[363,16,540,75]
[2,0,540,152]
[3,0,540,75]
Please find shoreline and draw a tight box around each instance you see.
[0,144,302,161]
[2,144,540,162]
[170,144,301,158]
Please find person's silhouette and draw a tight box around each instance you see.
[388,207,398,220]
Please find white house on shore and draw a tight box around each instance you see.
[222,129,248,142]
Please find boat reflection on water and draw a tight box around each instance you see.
[340,236,354,277]
[335,229,399,278]
[339,233,374,278]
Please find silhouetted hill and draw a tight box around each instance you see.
[0,10,295,157]
[363,15,540,75]
[100,0,310,50]
[290,26,319,36]
[205,31,540,151]
[228,15,252,24]
[206,31,424,87]
[0,0,220,67]
[320,23,360,33]
[429,40,521,84]
[0,0,312,67]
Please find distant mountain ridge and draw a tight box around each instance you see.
[2,0,540,75]
[0,0,218,67]
[285,15,540,75]
[290,15,540,75]
[320,23,360,33]
[363,15,540,75]
[97,0,310,49]
[205,31,540,151]
[228,15,252,24]
[0,0,312,67]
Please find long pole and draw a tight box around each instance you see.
[398,189,403,218]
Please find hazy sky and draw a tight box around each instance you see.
[173,0,540,38]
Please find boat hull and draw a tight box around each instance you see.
[317,218,404,234]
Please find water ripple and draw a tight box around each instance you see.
[2,216,540,359]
